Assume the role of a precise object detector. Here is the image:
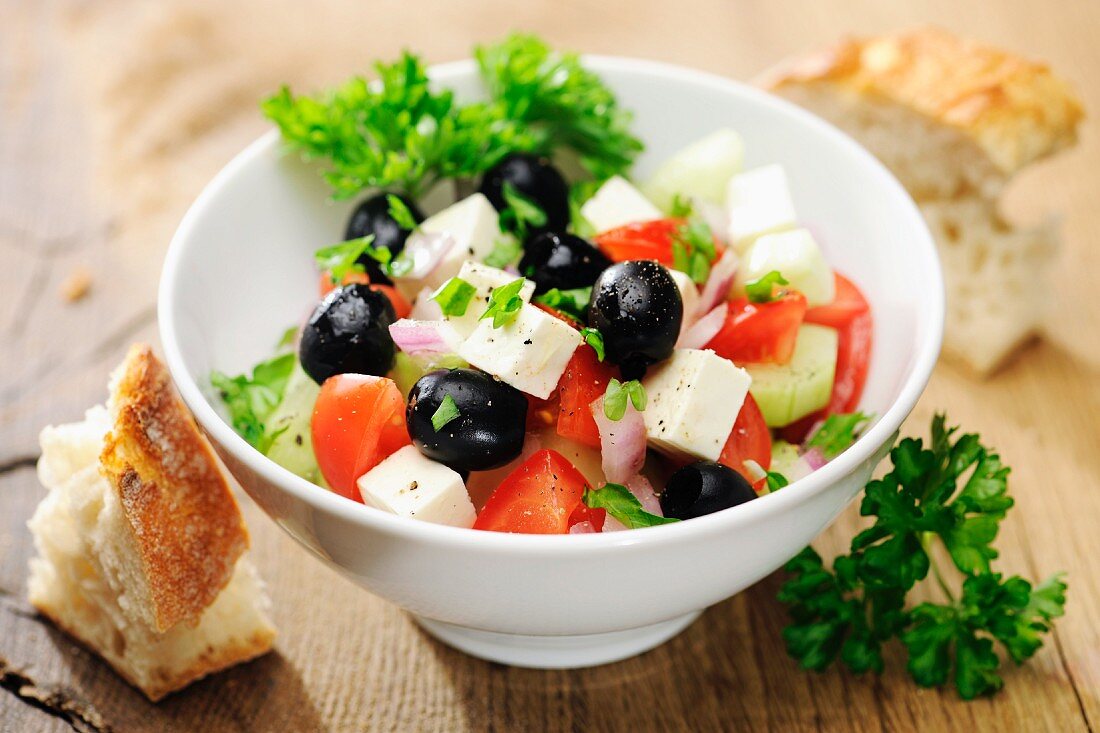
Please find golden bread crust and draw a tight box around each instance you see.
[760,26,1083,174]
[99,344,249,633]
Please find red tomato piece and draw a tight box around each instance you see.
[593,218,684,265]
[718,393,772,491]
[556,345,619,449]
[473,449,592,534]
[805,273,870,330]
[706,292,808,365]
[319,272,411,319]
[533,303,583,330]
[311,374,411,501]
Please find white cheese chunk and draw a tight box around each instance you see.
[413,194,503,293]
[580,176,662,234]
[444,261,535,338]
[641,349,751,461]
[458,303,582,399]
[357,445,475,528]
[725,164,798,252]
[667,269,701,323]
[735,228,835,307]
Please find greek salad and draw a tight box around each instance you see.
[213,35,874,534]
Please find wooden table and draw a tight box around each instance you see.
[2,1,1098,730]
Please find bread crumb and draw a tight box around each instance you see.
[60,268,93,302]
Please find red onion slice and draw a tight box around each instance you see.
[677,302,728,349]
[398,231,455,281]
[801,446,828,471]
[625,474,663,517]
[569,521,598,534]
[696,249,739,316]
[388,319,460,356]
[590,397,647,485]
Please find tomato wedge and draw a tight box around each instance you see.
[805,273,870,330]
[705,292,808,365]
[718,393,772,491]
[593,217,684,265]
[556,345,619,448]
[311,374,411,501]
[534,303,583,330]
[319,271,411,319]
[474,449,591,533]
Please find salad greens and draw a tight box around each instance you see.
[314,235,374,284]
[431,394,462,432]
[210,332,298,452]
[432,277,477,317]
[805,412,871,459]
[532,287,591,321]
[579,327,605,361]
[480,278,527,328]
[745,270,790,303]
[603,378,646,421]
[264,35,642,201]
[499,181,547,238]
[671,215,718,284]
[779,414,1067,699]
[583,483,678,529]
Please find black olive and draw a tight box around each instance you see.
[299,284,396,384]
[519,232,611,295]
[344,192,424,284]
[406,369,527,472]
[588,260,683,379]
[478,153,569,235]
[660,461,757,520]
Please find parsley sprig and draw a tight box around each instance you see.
[745,270,790,303]
[671,216,718,284]
[806,412,871,459]
[778,414,1067,699]
[432,277,477,317]
[603,378,646,421]
[532,287,591,321]
[210,330,298,451]
[499,182,547,238]
[583,483,678,529]
[480,278,528,328]
[314,235,374,285]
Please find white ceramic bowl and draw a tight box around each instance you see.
[159,56,943,668]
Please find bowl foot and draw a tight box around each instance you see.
[414,610,703,669]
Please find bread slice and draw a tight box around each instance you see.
[28,344,276,701]
[760,26,1083,373]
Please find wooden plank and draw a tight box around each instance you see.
[3,0,1099,730]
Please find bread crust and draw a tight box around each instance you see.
[760,26,1083,175]
[99,344,249,633]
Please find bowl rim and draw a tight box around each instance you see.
[159,54,944,555]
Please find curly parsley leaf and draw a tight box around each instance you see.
[432,277,477,317]
[499,182,547,238]
[533,287,591,321]
[262,52,538,199]
[314,235,374,284]
[480,278,527,328]
[671,216,718,284]
[583,484,678,529]
[805,412,871,460]
[211,351,296,452]
[476,34,643,181]
[745,270,790,303]
[603,378,646,421]
[778,414,1066,699]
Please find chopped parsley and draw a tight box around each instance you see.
[671,216,718,284]
[499,182,547,238]
[582,483,678,529]
[314,235,374,284]
[480,278,527,328]
[532,287,591,321]
[579,327,605,361]
[431,394,461,431]
[484,237,523,268]
[211,351,296,452]
[669,193,694,218]
[386,194,419,231]
[603,378,646,421]
[745,270,790,303]
[805,412,871,459]
[766,471,789,493]
[431,277,477,317]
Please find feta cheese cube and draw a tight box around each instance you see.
[580,176,662,233]
[459,303,582,399]
[735,228,835,307]
[641,349,752,461]
[444,261,535,337]
[357,445,475,528]
[725,164,798,252]
[667,269,701,323]
[415,194,503,292]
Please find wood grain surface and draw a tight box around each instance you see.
[2,0,1098,730]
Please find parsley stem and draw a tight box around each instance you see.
[921,532,956,604]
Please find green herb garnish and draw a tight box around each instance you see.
[805,412,871,460]
[314,235,374,284]
[766,471,790,493]
[431,277,477,317]
[582,484,679,529]
[386,194,419,231]
[603,378,646,421]
[431,394,461,432]
[579,327,605,361]
[671,216,717,284]
[532,287,591,321]
[480,278,527,328]
[669,193,694,218]
[745,270,790,303]
[778,414,1067,699]
[499,182,548,238]
[211,352,296,452]
[484,237,524,268]
[568,180,601,237]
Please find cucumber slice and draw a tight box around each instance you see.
[264,360,324,485]
[390,351,469,398]
[746,324,838,427]
[641,128,744,212]
[770,440,812,483]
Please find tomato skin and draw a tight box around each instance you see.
[718,393,772,491]
[780,276,873,443]
[593,218,684,265]
[533,303,583,330]
[311,374,411,501]
[474,449,592,533]
[556,345,619,449]
[319,271,411,319]
[706,292,808,365]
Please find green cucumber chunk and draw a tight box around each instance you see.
[746,324,838,427]
[390,351,469,398]
[641,128,744,212]
[264,359,325,486]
